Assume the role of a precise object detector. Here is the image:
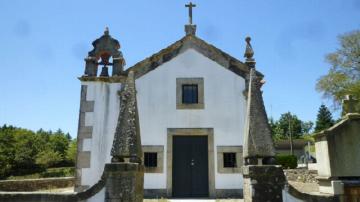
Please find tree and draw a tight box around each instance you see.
[12,129,39,171]
[277,112,303,139]
[316,30,360,112]
[0,126,15,179]
[301,121,314,135]
[269,117,285,141]
[66,139,77,165]
[0,125,74,178]
[50,129,70,159]
[269,112,313,141]
[315,104,335,132]
[36,149,63,168]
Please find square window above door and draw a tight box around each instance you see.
[182,84,198,104]
[176,78,204,109]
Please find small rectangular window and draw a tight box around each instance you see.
[182,84,198,104]
[144,152,157,167]
[223,152,237,168]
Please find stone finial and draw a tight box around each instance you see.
[104,27,109,35]
[342,95,359,115]
[243,68,276,165]
[244,36,255,68]
[111,71,142,163]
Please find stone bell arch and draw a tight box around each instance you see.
[84,27,125,77]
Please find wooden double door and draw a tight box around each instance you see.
[172,136,209,198]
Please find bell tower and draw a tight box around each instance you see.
[75,28,126,192]
[83,27,125,77]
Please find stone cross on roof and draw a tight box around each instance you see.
[185,2,196,25]
[343,95,359,114]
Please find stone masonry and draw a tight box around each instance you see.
[75,85,94,192]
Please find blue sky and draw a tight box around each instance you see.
[0,0,359,137]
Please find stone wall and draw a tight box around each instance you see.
[0,177,74,192]
[284,184,340,202]
[284,169,318,183]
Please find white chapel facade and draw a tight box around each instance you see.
[75,12,263,198]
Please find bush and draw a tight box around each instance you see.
[40,167,75,178]
[276,155,298,169]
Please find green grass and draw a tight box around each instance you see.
[6,167,75,180]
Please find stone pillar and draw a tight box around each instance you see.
[242,37,285,202]
[185,24,196,35]
[342,95,359,115]
[104,163,144,202]
[243,165,285,202]
[84,57,98,77]
[104,70,144,201]
[112,57,125,76]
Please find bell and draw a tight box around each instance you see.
[100,65,109,77]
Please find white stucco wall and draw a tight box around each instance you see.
[80,82,122,187]
[315,138,331,177]
[136,48,247,190]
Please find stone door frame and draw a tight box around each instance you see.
[166,128,215,198]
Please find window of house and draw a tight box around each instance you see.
[144,152,157,168]
[182,84,198,104]
[223,152,237,168]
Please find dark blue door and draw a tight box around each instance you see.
[172,136,209,198]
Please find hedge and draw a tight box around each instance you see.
[276,154,298,169]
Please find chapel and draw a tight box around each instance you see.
[75,2,264,198]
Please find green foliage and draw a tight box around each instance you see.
[6,167,75,180]
[276,154,298,169]
[0,125,15,178]
[0,124,75,179]
[316,30,360,111]
[269,117,283,141]
[278,113,303,138]
[270,112,314,141]
[50,129,70,159]
[315,104,335,132]
[302,134,315,142]
[66,139,77,164]
[39,167,75,178]
[36,149,63,168]
[302,121,314,134]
